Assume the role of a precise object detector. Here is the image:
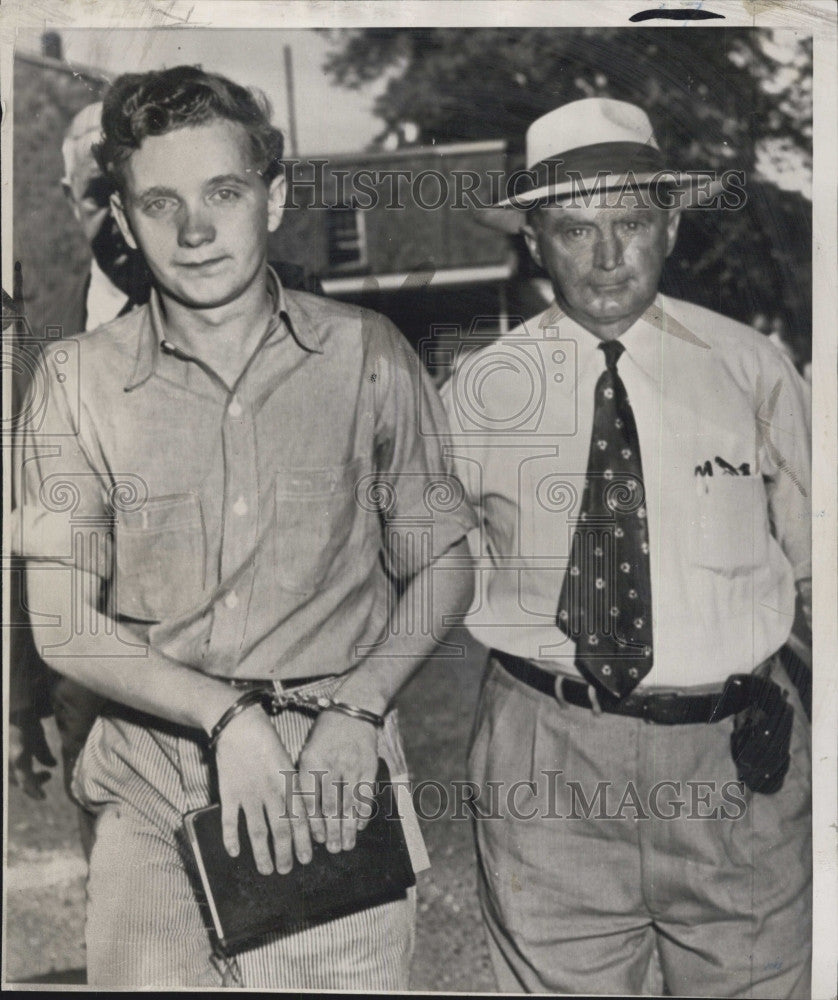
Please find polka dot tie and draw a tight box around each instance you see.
[555,339,653,698]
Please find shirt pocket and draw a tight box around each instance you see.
[274,457,370,596]
[114,493,206,621]
[688,476,770,575]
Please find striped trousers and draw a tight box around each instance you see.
[72,677,416,989]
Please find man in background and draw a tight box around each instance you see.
[9,102,146,856]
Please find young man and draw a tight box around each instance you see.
[16,66,474,988]
[444,98,811,997]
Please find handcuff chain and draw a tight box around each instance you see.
[266,691,332,715]
[266,690,385,728]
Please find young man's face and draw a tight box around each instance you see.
[523,201,680,339]
[112,118,284,310]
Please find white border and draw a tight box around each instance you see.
[1,2,835,996]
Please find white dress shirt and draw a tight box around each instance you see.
[442,293,811,688]
[85,259,129,331]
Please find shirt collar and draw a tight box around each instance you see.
[275,269,324,355]
[539,294,670,383]
[124,264,322,392]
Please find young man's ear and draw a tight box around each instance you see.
[109,192,138,251]
[266,172,286,234]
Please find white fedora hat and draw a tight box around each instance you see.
[474,97,720,233]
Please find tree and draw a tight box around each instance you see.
[322,28,813,363]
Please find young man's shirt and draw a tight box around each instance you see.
[17,268,475,680]
[441,294,811,688]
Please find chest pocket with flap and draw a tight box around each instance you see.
[114,492,206,621]
[274,457,371,595]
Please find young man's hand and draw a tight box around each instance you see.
[214,705,313,876]
[297,712,380,854]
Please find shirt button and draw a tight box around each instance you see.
[224,591,239,610]
[233,496,248,516]
[228,396,243,418]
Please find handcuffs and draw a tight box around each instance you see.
[208,687,385,751]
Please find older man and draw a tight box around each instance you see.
[16,66,474,988]
[444,98,811,997]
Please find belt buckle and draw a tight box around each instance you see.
[642,691,679,725]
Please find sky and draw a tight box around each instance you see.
[16,28,385,155]
[14,25,811,195]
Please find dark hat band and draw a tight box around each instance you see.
[509,141,669,200]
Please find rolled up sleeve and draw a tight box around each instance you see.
[366,314,476,580]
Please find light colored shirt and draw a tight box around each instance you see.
[442,294,811,688]
[85,259,129,331]
[17,269,474,680]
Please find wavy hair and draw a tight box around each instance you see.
[94,65,285,195]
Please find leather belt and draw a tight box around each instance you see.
[228,674,335,691]
[492,649,774,726]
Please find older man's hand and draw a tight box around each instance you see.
[796,577,812,636]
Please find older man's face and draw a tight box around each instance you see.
[64,145,112,245]
[63,138,138,292]
[524,201,680,340]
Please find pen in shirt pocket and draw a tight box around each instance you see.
[714,456,751,476]
[694,460,711,495]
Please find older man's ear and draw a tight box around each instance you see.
[109,193,139,252]
[521,219,544,270]
[664,207,682,258]
[61,179,82,225]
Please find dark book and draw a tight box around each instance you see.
[184,759,416,954]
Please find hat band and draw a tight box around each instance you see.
[512,141,668,199]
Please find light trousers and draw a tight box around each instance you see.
[469,654,812,997]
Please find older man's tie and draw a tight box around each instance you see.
[556,339,653,698]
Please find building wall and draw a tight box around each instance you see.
[269,144,511,280]
[11,54,108,340]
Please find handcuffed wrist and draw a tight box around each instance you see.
[207,690,270,750]
[322,699,385,728]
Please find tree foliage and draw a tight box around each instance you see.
[322,28,813,362]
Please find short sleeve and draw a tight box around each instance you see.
[757,343,811,580]
[14,344,110,572]
[364,312,476,580]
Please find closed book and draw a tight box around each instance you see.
[183,759,416,953]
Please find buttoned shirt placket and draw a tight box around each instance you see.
[159,318,278,670]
